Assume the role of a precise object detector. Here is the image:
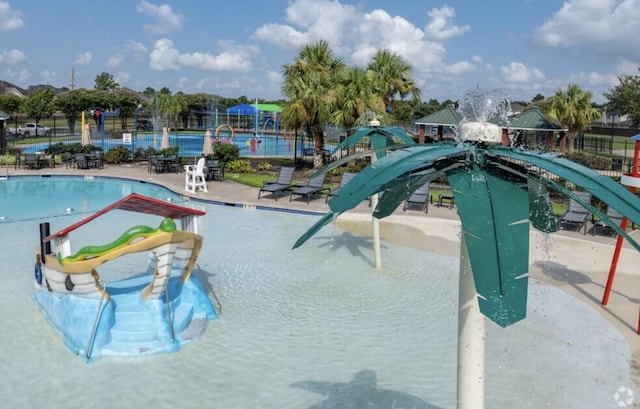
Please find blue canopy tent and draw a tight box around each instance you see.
[226,104,257,115]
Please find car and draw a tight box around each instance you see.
[137,120,154,131]
[17,123,52,137]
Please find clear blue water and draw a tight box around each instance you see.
[0,176,633,408]
[22,132,316,158]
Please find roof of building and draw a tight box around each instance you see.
[414,105,463,126]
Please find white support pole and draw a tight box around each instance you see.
[371,193,382,270]
[457,235,485,409]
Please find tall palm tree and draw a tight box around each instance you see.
[545,84,600,154]
[281,40,345,167]
[331,66,384,129]
[367,49,421,110]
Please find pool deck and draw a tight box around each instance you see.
[6,161,640,350]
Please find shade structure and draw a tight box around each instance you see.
[161,127,170,150]
[81,124,92,146]
[202,130,213,156]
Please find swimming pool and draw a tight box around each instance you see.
[0,176,633,408]
[22,132,316,158]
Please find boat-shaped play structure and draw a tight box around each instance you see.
[32,193,218,362]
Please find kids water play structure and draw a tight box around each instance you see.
[215,124,235,141]
[32,193,218,362]
[294,89,640,409]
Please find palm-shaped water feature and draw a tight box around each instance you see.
[294,89,640,409]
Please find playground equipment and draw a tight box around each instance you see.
[215,124,235,142]
[294,89,640,409]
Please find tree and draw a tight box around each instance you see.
[0,94,22,114]
[281,40,345,167]
[21,87,55,135]
[112,89,142,131]
[141,86,156,99]
[54,88,93,135]
[0,93,23,130]
[532,94,545,104]
[545,84,600,154]
[331,66,383,129]
[94,72,119,91]
[604,67,640,127]
[367,49,421,110]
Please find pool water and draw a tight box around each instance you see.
[22,132,312,158]
[0,177,633,408]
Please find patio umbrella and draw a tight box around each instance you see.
[161,127,170,150]
[81,124,92,146]
[202,130,213,156]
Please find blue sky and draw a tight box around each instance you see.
[1,0,639,104]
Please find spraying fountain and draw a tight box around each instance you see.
[293,89,640,409]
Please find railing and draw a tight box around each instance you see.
[165,280,174,343]
[85,281,108,360]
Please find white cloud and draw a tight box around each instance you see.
[116,71,131,84]
[125,40,148,54]
[423,5,470,41]
[124,40,148,63]
[615,58,640,75]
[253,24,310,51]
[137,1,183,37]
[0,49,25,65]
[18,68,29,82]
[149,39,180,70]
[500,62,545,84]
[74,52,92,65]
[149,38,256,72]
[533,0,640,60]
[177,76,189,90]
[446,60,477,76]
[0,2,23,31]
[107,54,124,68]
[40,70,56,83]
[266,70,282,85]
[252,0,471,87]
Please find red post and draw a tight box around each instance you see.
[602,137,640,333]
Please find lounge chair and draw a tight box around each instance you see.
[258,166,295,201]
[592,206,624,236]
[184,157,208,193]
[289,173,328,204]
[326,172,356,203]
[557,191,592,235]
[403,182,431,213]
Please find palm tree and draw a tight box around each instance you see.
[367,49,421,110]
[331,66,384,129]
[545,84,600,154]
[281,40,345,167]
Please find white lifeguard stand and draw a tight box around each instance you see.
[184,157,208,193]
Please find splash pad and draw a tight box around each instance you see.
[295,89,640,408]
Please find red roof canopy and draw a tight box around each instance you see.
[46,193,205,241]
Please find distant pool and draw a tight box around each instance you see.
[22,132,316,158]
[0,176,633,409]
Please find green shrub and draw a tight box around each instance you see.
[160,146,179,157]
[212,143,240,166]
[258,161,272,171]
[44,143,102,155]
[565,151,612,170]
[225,159,255,174]
[104,145,133,164]
[0,154,17,165]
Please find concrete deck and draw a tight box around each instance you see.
[5,161,639,351]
